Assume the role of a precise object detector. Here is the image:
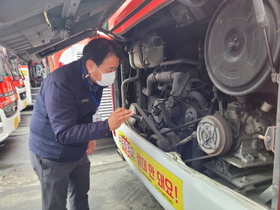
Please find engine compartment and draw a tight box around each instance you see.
[114,0,280,205]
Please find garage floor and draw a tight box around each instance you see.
[0,108,164,210]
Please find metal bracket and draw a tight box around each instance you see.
[96,26,128,42]
[259,126,276,152]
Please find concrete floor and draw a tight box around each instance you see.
[0,108,164,210]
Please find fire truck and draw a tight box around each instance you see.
[0,0,280,209]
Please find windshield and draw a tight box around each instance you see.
[9,59,21,79]
[0,55,13,82]
[2,58,13,77]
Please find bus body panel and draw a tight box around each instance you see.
[19,65,32,106]
[0,80,20,142]
[15,86,27,111]
[113,124,269,210]
[13,77,27,111]
[0,108,20,143]
[107,0,174,35]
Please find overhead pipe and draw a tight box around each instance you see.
[141,71,189,97]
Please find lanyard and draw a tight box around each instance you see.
[79,66,100,108]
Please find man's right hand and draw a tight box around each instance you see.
[108,107,133,131]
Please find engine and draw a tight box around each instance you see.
[118,0,280,194]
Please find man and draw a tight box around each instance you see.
[29,38,133,210]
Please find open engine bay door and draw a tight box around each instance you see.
[0,0,123,62]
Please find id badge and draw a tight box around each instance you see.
[92,112,102,122]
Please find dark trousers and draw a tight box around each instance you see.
[30,150,90,210]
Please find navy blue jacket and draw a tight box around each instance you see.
[29,59,111,162]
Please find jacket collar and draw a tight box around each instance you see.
[79,58,101,93]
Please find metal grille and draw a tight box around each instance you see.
[98,86,113,120]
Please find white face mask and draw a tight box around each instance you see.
[93,64,116,86]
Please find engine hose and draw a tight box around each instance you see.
[188,91,208,109]
[121,69,140,108]
[142,72,170,96]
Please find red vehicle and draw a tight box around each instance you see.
[0,49,20,143]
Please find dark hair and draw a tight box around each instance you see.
[82,38,123,66]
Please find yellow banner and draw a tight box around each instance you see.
[21,70,28,77]
[117,130,183,209]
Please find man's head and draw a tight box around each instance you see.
[83,38,123,86]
